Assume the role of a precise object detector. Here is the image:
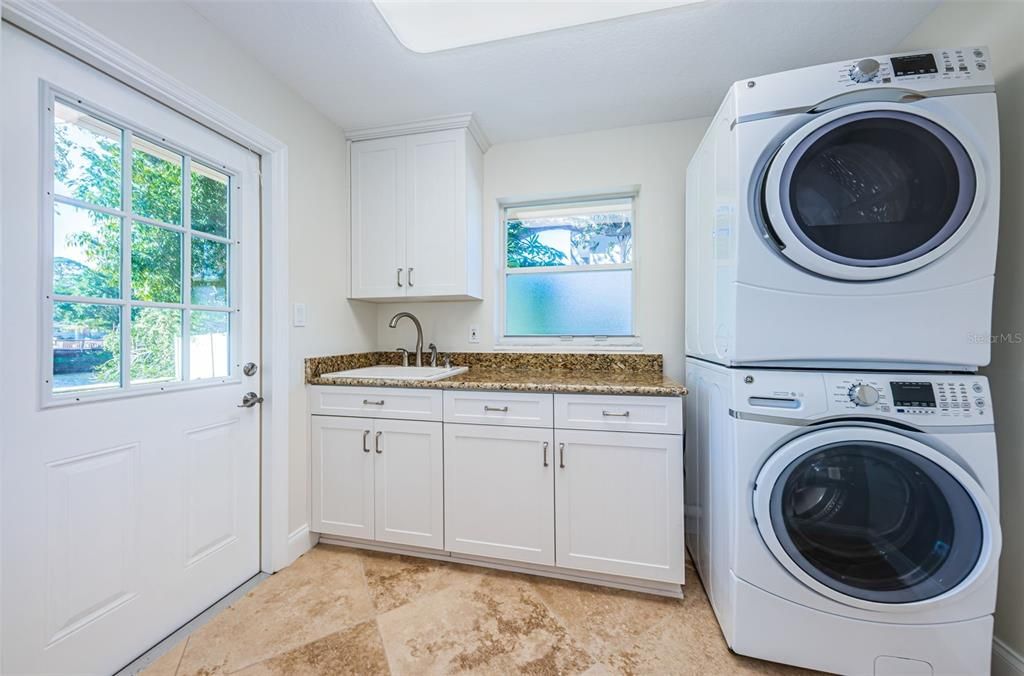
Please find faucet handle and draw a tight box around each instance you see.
[428,343,438,368]
[396,347,410,367]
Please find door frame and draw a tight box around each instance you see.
[1,0,300,574]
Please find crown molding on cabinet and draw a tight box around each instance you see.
[345,113,491,153]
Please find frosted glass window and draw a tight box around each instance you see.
[506,270,632,336]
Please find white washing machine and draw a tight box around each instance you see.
[684,358,1001,675]
[685,47,1000,371]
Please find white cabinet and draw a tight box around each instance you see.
[349,127,483,301]
[554,429,684,583]
[311,415,444,549]
[444,424,555,565]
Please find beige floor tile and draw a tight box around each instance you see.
[141,637,188,676]
[232,620,389,676]
[376,569,596,675]
[361,550,489,614]
[175,546,375,675]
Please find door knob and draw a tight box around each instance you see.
[238,392,264,408]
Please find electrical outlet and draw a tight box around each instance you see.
[469,324,480,344]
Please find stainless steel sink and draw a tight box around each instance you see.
[320,365,469,382]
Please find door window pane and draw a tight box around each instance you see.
[131,222,182,303]
[190,311,230,380]
[191,237,228,306]
[53,204,120,299]
[506,270,631,336]
[52,302,120,392]
[191,163,229,237]
[132,137,182,224]
[506,200,632,268]
[130,308,182,384]
[53,101,122,210]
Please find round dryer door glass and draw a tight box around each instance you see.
[776,111,976,268]
[770,440,983,603]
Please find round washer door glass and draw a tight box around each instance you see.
[770,440,982,603]
[776,111,976,267]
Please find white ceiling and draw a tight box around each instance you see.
[187,0,939,145]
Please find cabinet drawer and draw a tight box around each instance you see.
[444,390,553,428]
[554,394,682,434]
[309,386,442,421]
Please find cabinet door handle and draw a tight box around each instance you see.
[543,441,549,467]
[362,430,370,453]
[408,267,414,287]
[559,442,565,468]
[484,405,509,412]
[363,399,385,406]
[397,267,403,287]
[602,410,630,417]
[375,431,383,454]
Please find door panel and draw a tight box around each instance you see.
[555,430,683,583]
[351,136,406,298]
[2,27,261,674]
[373,419,444,549]
[444,424,555,565]
[311,416,374,539]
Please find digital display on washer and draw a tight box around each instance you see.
[891,382,937,408]
[891,54,938,77]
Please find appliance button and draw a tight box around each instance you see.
[972,383,983,393]
[975,398,986,407]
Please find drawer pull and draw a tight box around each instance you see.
[559,442,566,469]
[543,441,549,467]
[484,405,509,413]
[363,399,385,406]
[362,430,370,453]
[375,431,383,454]
[602,410,630,417]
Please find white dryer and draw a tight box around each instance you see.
[684,358,1001,676]
[685,47,999,371]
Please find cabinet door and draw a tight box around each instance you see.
[405,130,466,297]
[444,424,555,565]
[351,136,406,298]
[555,430,683,583]
[373,419,444,549]
[311,416,374,539]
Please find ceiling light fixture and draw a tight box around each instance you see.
[372,0,704,54]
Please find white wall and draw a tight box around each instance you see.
[374,119,710,382]
[51,1,377,542]
[900,1,1024,666]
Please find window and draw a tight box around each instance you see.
[501,195,635,343]
[47,96,235,400]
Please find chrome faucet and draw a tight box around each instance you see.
[388,312,424,367]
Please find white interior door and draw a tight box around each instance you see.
[2,26,261,674]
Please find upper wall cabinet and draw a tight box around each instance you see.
[349,117,486,301]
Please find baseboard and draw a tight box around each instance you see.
[993,637,1024,676]
[285,524,316,566]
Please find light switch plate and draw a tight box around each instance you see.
[293,303,307,327]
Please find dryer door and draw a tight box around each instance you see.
[762,103,982,281]
[753,426,999,611]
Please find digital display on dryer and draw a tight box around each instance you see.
[891,54,938,77]
[891,382,937,408]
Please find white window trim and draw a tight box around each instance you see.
[41,84,244,407]
[496,189,643,351]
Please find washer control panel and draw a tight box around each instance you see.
[834,47,990,87]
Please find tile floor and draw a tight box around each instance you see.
[145,544,815,675]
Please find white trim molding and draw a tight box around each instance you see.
[994,637,1024,676]
[344,112,490,152]
[2,0,296,573]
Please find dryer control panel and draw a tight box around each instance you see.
[733,369,991,425]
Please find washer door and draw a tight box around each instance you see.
[753,426,999,610]
[762,103,980,281]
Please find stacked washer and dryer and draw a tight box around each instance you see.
[684,48,1002,675]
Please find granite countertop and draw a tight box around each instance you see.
[305,352,687,397]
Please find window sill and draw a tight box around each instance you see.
[495,338,645,353]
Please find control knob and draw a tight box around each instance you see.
[849,58,881,83]
[848,383,880,407]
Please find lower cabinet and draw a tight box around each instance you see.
[555,429,684,583]
[311,414,444,550]
[444,424,555,565]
